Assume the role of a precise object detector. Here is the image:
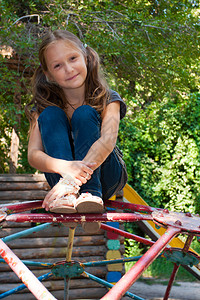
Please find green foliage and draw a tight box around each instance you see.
[119,92,200,213]
[0,55,35,173]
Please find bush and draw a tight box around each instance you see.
[119,92,200,214]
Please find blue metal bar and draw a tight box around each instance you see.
[0,272,53,299]
[0,258,52,267]
[2,223,52,243]
[83,256,142,267]
[83,271,145,300]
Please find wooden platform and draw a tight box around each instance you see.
[0,174,124,299]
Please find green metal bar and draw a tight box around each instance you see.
[83,256,142,267]
[2,223,52,243]
[83,271,145,300]
[0,258,52,267]
[0,272,53,299]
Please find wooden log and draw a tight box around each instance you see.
[107,239,121,250]
[0,255,105,271]
[0,225,104,238]
[0,221,31,228]
[107,271,122,283]
[0,266,107,283]
[0,190,48,200]
[0,174,47,182]
[1,287,107,300]
[9,245,107,260]
[6,235,106,249]
[106,250,123,272]
[0,182,50,191]
[0,278,102,293]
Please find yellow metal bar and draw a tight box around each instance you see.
[66,227,76,262]
[123,184,198,253]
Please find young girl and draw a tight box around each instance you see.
[25,30,127,230]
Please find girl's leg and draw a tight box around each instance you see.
[71,105,102,197]
[71,105,124,200]
[101,149,125,200]
[38,106,74,188]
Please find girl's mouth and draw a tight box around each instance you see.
[67,74,79,81]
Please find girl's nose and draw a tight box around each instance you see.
[64,63,73,73]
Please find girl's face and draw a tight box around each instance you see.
[44,40,87,94]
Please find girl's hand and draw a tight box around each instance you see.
[57,160,96,185]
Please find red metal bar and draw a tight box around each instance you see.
[0,200,43,213]
[163,263,180,300]
[0,239,56,300]
[101,227,181,300]
[0,199,158,215]
[104,199,162,213]
[101,223,154,246]
[6,212,153,223]
[183,234,194,252]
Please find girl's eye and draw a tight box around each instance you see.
[71,56,77,61]
[54,64,60,69]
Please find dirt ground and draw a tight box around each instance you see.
[123,280,200,300]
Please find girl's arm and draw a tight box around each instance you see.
[83,101,120,169]
[28,118,94,185]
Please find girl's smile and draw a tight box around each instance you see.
[67,74,79,81]
[44,40,87,98]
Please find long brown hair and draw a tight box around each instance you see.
[25,30,109,123]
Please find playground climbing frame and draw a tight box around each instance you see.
[0,199,199,300]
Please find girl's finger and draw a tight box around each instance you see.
[74,178,82,186]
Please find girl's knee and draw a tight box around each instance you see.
[71,105,100,125]
[38,106,66,124]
